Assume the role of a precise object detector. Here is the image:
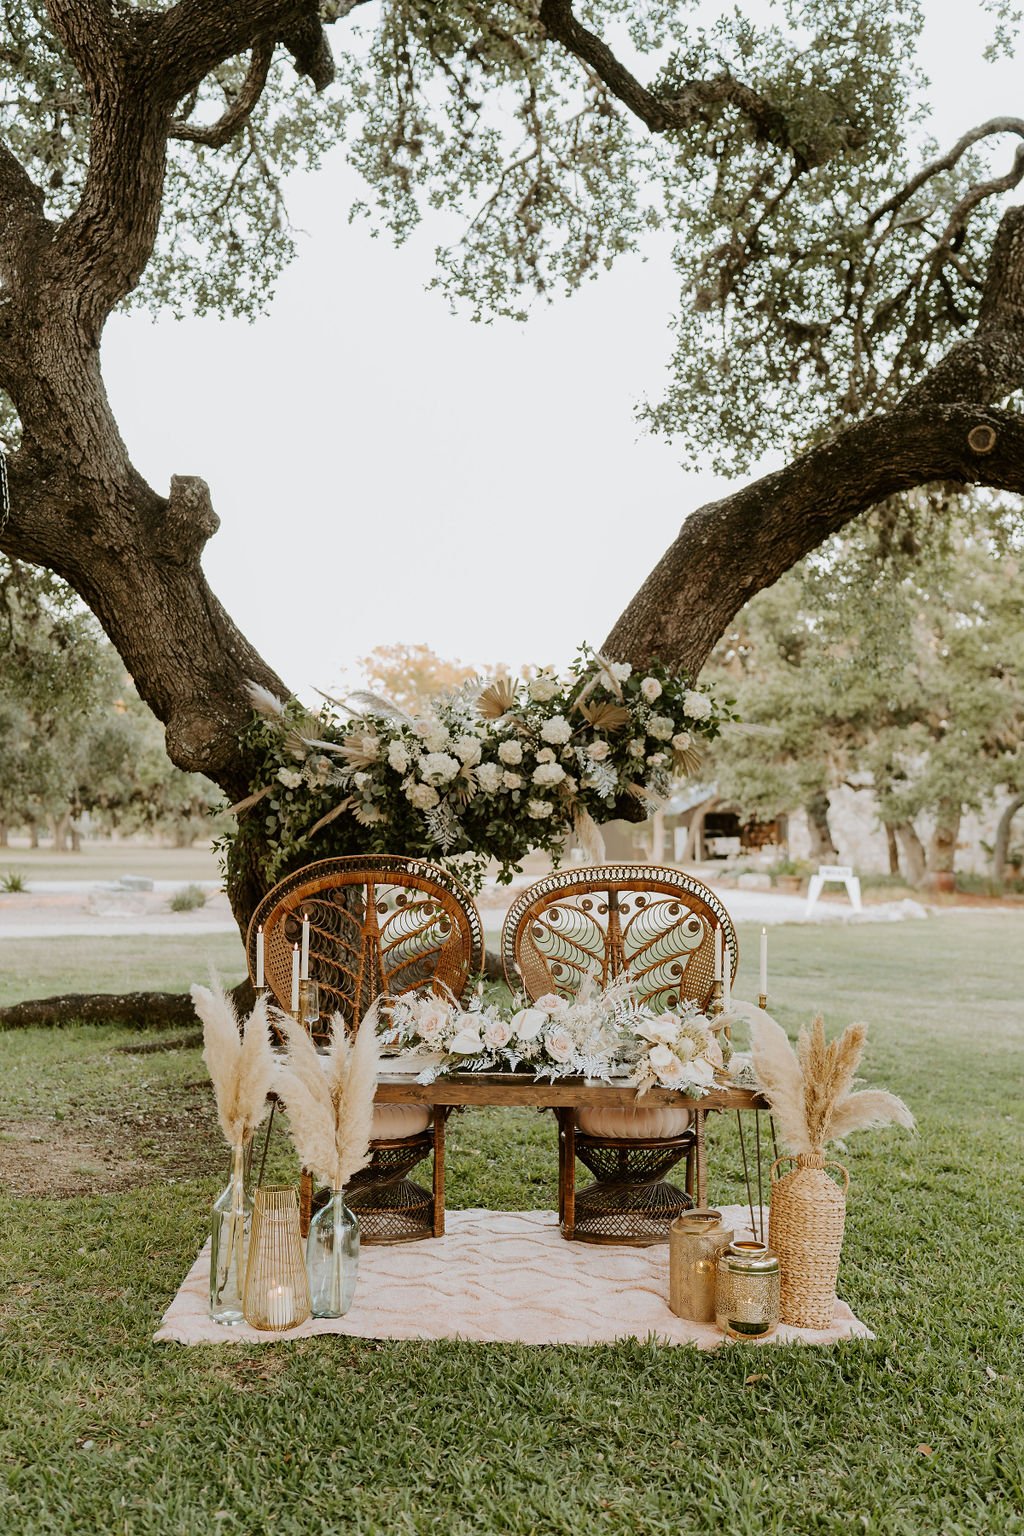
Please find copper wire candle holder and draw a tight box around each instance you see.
[242,1186,312,1332]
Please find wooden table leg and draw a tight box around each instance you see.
[299,1168,313,1238]
[432,1107,446,1238]
[562,1109,576,1239]
[694,1108,707,1209]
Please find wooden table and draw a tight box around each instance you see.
[376,1072,769,1239]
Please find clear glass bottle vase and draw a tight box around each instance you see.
[209,1141,252,1325]
[306,1190,360,1318]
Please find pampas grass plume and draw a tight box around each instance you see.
[278,1003,381,1190]
[192,982,274,1147]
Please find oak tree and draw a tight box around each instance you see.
[3,0,1024,923]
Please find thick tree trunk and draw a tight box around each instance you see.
[895,821,927,887]
[805,791,837,861]
[926,800,961,890]
[992,792,1024,884]
[884,822,900,877]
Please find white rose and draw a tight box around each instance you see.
[528,799,554,819]
[672,732,693,753]
[534,992,566,1014]
[646,752,667,767]
[535,747,556,763]
[353,771,371,788]
[415,719,451,752]
[528,673,559,702]
[416,1004,449,1043]
[650,1047,688,1088]
[641,677,662,703]
[609,662,632,682]
[406,781,439,810]
[449,1026,484,1056]
[683,690,712,721]
[359,732,381,758]
[304,756,332,788]
[475,761,502,794]
[587,740,611,761]
[647,715,675,742]
[502,772,523,790]
[483,1016,512,1049]
[628,738,645,756]
[544,1028,574,1064]
[420,751,461,786]
[453,735,482,767]
[540,715,572,745]
[498,739,523,765]
[637,1019,680,1047]
[532,762,566,787]
[276,768,303,789]
[511,1007,548,1042]
[387,740,412,774]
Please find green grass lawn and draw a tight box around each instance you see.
[0,934,246,1009]
[0,841,222,886]
[0,915,1022,1535]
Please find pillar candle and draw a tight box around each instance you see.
[760,927,768,999]
[290,943,300,1013]
[255,924,265,990]
[300,913,310,981]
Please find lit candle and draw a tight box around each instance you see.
[290,943,300,1013]
[300,912,310,981]
[255,924,265,990]
[714,926,723,982]
[267,1283,294,1330]
[722,945,731,1009]
[760,927,768,1000]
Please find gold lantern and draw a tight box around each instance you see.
[715,1239,780,1340]
[669,1209,733,1323]
[242,1186,312,1332]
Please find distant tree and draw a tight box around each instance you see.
[358,644,480,715]
[706,498,1024,883]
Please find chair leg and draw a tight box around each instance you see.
[562,1110,576,1240]
[432,1108,446,1238]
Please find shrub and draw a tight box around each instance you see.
[0,869,27,893]
[168,883,208,912]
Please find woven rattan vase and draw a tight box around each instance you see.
[769,1154,850,1329]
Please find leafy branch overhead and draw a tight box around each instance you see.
[1,0,1024,931]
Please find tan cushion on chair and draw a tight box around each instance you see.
[576,1104,692,1139]
[371,1104,432,1140]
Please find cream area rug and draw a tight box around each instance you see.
[155,1207,872,1348]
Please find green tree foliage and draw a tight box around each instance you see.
[705,495,1024,873]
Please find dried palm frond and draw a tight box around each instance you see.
[192,982,274,1147]
[673,743,703,776]
[308,797,356,837]
[626,780,666,811]
[277,1004,381,1190]
[576,699,631,732]
[225,784,272,817]
[477,677,519,719]
[334,733,384,769]
[245,681,286,718]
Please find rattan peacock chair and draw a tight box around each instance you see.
[502,863,738,1244]
[247,855,484,1243]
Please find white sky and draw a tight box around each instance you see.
[101,2,1017,697]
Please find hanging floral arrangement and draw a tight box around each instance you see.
[226,647,733,890]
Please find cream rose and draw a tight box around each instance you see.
[475,761,502,794]
[540,715,572,745]
[534,992,566,1014]
[532,762,566,787]
[640,677,662,703]
[416,1004,449,1043]
[276,767,302,789]
[650,1048,688,1088]
[528,673,559,702]
[498,739,523,765]
[672,731,693,753]
[387,740,413,773]
[544,1028,574,1064]
[415,719,451,753]
[453,735,482,767]
[502,772,523,790]
[419,751,461,785]
[587,740,610,761]
[528,799,554,819]
[609,662,632,682]
[406,781,439,810]
[683,690,712,721]
[483,1016,512,1049]
[647,715,675,741]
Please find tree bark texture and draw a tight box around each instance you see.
[805,792,837,861]
[895,821,928,887]
[926,799,962,887]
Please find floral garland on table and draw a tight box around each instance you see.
[381,980,727,1097]
[228,648,733,889]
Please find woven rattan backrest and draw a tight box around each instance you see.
[501,863,738,1013]
[247,855,484,1030]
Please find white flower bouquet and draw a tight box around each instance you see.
[230,647,733,890]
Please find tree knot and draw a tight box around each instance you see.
[967,424,997,455]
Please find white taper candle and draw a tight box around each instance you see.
[300,912,310,981]
[255,924,265,990]
[290,943,300,1013]
[760,926,768,999]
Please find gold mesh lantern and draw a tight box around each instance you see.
[243,1187,312,1332]
[715,1239,780,1340]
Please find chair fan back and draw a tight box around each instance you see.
[501,863,737,1013]
[247,855,484,1034]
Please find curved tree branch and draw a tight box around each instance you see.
[602,404,1024,674]
[170,41,275,147]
